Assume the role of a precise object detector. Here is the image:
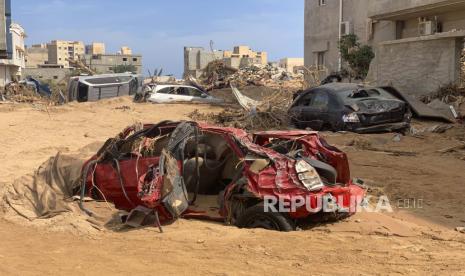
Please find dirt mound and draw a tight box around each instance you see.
[0,142,120,234]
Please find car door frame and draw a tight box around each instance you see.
[302,89,331,130]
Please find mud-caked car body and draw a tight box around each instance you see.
[82,121,365,231]
[289,83,412,133]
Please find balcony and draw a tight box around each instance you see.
[369,0,465,20]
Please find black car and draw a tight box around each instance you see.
[288,83,411,133]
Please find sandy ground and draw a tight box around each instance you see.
[1,97,465,275]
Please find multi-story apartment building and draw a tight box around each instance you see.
[305,0,465,96]
[47,40,85,67]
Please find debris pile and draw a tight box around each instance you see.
[420,84,465,120]
[1,79,66,105]
[198,60,304,91]
[189,88,294,130]
[1,81,42,103]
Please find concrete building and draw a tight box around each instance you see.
[184,47,224,78]
[184,45,268,78]
[25,44,48,68]
[47,40,85,67]
[279,58,305,73]
[304,0,465,96]
[81,53,142,74]
[120,46,132,55]
[229,45,268,65]
[85,42,105,55]
[0,0,11,59]
[0,22,25,86]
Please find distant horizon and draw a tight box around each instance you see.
[12,0,304,77]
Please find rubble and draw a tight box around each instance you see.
[1,81,43,103]
[420,84,465,121]
[196,60,304,92]
[1,79,65,105]
[189,86,294,130]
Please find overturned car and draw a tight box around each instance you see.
[289,83,412,133]
[81,121,365,231]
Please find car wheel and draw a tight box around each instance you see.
[236,203,295,232]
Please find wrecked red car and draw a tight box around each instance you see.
[81,121,365,231]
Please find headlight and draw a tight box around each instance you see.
[343,113,360,123]
[295,160,324,191]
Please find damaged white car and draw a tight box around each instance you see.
[136,84,223,104]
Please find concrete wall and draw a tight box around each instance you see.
[369,34,462,96]
[184,47,224,78]
[22,67,73,83]
[25,47,48,68]
[82,54,142,74]
[0,65,16,86]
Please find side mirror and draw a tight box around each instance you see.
[200,93,208,98]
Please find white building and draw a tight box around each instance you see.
[0,22,26,86]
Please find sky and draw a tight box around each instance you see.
[12,0,304,77]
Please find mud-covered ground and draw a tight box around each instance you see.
[1,97,465,275]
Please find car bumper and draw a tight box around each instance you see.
[289,183,366,219]
[346,121,410,134]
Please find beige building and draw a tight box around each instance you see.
[47,40,85,67]
[229,45,268,65]
[25,44,48,68]
[120,46,132,55]
[85,42,105,55]
[279,58,304,73]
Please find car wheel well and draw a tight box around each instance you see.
[236,202,296,232]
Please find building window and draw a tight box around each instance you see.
[123,58,128,62]
[133,58,138,62]
[53,76,58,79]
[319,0,326,6]
[316,51,325,69]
